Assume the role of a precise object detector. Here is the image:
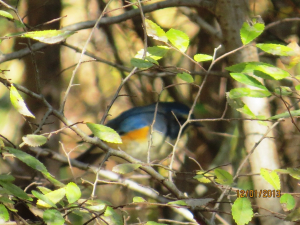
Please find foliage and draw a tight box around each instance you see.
[0,1,300,225]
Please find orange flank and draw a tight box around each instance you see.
[121,126,150,141]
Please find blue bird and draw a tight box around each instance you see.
[75,102,201,163]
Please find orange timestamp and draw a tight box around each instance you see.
[236,190,281,198]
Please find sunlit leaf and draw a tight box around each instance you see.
[145,19,168,42]
[135,46,169,60]
[10,84,35,118]
[240,19,264,45]
[229,88,271,98]
[0,204,9,222]
[86,123,122,144]
[269,109,300,120]
[22,134,47,147]
[226,94,256,118]
[36,188,66,208]
[260,168,280,190]
[232,198,253,225]
[65,182,81,204]
[230,73,267,90]
[166,28,189,52]
[21,30,75,44]
[256,43,295,56]
[0,10,13,20]
[133,196,146,203]
[194,54,213,62]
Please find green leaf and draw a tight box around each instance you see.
[230,73,267,90]
[21,30,75,44]
[86,123,122,144]
[214,168,233,185]
[232,198,254,225]
[240,20,264,45]
[32,190,56,208]
[194,54,213,62]
[274,86,293,96]
[176,72,194,83]
[256,43,295,56]
[145,19,168,42]
[260,168,280,190]
[167,200,187,206]
[269,109,300,120]
[136,46,169,60]
[37,186,52,195]
[43,209,65,225]
[22,134,47,147]
[226,94,256,118]
[133,196,146,203]
[280,194,295,211]
[85,200,107,212]
[0,204,9,222]
[65,182,81,204]
[130,58,154,69]
[287,168,300,180]
[10,84,35,118]
[193,171,212,183]
[6,147,48,173]
[229,88,271,98]
[102,206,123,225]
[166,28,189,52]
[0,10,13,20]
[295,84,300,91]
[0,174,15,182]
[36,188,66,208]
[112,163,141,174]
[0,180,32,201]
[226,62,290,80]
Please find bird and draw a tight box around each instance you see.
[75,102,201,164]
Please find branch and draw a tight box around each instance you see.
[0,0,216,63]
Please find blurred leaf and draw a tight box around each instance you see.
[280,194,295,211]
[0,204,9,222]
[194,54,213,62]
[256,43,295,56]
[32,190,56,208]
[167,200,186,206]
[269,109,300,120]
[37,186,52,195]
[130,58,154,69]
[177,72,194,83]
[136,46,169,60]
[36,188,66,208]
[232,198,253,225]
[65,182,81,204]
[295,84,300,91]
[260,168,280,190]
[0,175,15,182]
[214,168,233,185]
[21,30,74,44]
[280,41,300,68]
[285,208,300,222]
[22,134,47,147]
[229,88,271,98]
[194,171,213,183]
[43,209,64,225]
[133,197,146,203]
[112,163,141,174]
[10,84,35,118]
[166,28,189,52]
[145,19,168,42]
[274,86,293,96]
[240,20,264,45]
[287,168,300,180]
[102,206,123,225]
[226,62,290,80]
[0,180,32,201]
[0,138,4,148]
[230,73,267,90]
[86,123,122,144]
[226,94,256,118]
[0,10,13,20]
[6,147,48,173]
